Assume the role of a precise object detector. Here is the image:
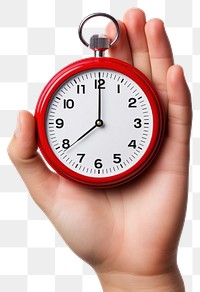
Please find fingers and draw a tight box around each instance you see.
[106,8,173,98]
[145,19,174,102]
[106,9,152,79]
[123,9,151,79]
[7,111,58,212]
[105,20,132,65]
[167,65,192,144]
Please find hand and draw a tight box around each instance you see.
[8,8,192,292]
[69,119,103,149]
[67,73,105,149]
[68,124,97,149]
[97,73,103,121]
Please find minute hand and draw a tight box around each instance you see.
[98,86,102,120]
[69,124,97,149]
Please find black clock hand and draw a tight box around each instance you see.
[97,73,105,122]
[98,85,102,120]
[68,119,104,149]
[68,124,97,149]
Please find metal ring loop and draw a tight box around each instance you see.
[78,12,120,48]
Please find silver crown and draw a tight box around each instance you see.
[89,34,110,57]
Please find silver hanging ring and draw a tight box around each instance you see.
[78,12,120,48]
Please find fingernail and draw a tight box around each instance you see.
[15,111,21,137]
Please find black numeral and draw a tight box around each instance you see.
[62,139,70,149]
[94,159,103,169]
[113,154,121,164]
[95,79,105,89]
[55,118,64,128]
[77,153,85,163]
[134,118,142,128]
[64,99,74,109]
[128,140,137,149]
[128,98,137,108]
[77,84,85,94]
[117,84,121,93]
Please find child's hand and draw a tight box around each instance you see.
[8,8,192,291]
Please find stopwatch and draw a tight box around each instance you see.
[35,13,165,188]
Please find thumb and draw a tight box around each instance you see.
[7,110,58,211]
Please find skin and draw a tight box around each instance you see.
[8,9,192,291]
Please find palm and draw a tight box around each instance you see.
[45,128,188,275]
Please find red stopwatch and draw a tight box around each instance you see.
[35,13,165,188]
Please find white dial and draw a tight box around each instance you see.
[45,68,153,178]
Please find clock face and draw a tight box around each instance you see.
[36,57,164,187]
[46,68,153,178]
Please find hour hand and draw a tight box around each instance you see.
[68,119,103,149]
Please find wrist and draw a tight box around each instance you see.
[97,266,185,292]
